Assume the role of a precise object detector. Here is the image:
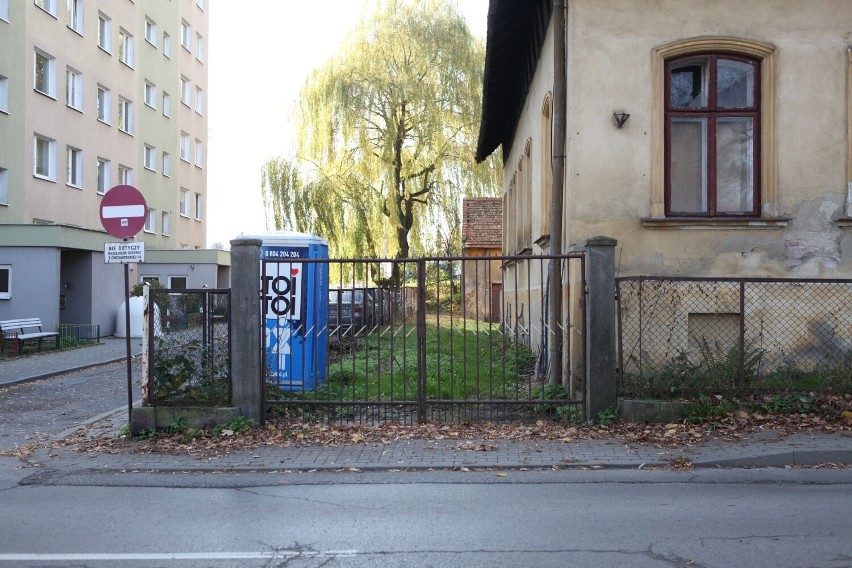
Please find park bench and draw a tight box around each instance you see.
[0,318,60,355]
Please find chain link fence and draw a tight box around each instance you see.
[146,289,231,406]
[617,277,852,397]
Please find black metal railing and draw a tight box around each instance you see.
[146,289,231,406]
[617,276,852,397]
[264,254,586,424]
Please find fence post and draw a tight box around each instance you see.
[583,236,618,419]
[230,238,263,425]
[416,258,427,423]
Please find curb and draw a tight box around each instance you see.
[0,356,131,389]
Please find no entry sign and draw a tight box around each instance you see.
[100,185,147,239]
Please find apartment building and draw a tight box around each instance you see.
[0,0,226,335]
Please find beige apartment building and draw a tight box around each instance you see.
[0,0,225,335]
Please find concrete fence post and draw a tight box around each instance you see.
[229,238,263,424]
[582,236,618,419]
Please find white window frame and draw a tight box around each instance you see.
[180,20,191,50]
[65,67,83,111]
[0,168,8,205]
[118,28,134,67]
[180,76,190,106]
[98,13,111,52]
[194,193,202,221]
[194,87,204,115]
[118,165,132,185]
[66,145,82,188]
[195,0,204,11]
[162,92,171,117]
[143,144,156,171]
[0,75,9,114]
[34,49,56,98]
[163,32,171,58]
[118,97,133,134]
[66,0,83,35]
[194,139,203,168]
[144,208,156,233]
[0,265,11,300]
[195,33,204,62]
[34,0,57,18]
[179,188,190,217]
[96,157,110,194]
[180,132,190,161]
[97,85,110,124]
[144,81,157,109]
[0,0,9,22]
[34,134,56,181]
[161,211,170,236]
[162,151,170,177]
[144,18,157,47]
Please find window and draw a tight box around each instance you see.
[66,0,83,34]
[180,132,190,161]
[34,49,56,98]
[180,76,190,106]
[0,168,8,204]
[169,276,187,290]
[163,32,171,58]
[179,188,190,216]
[96,157,110,194]
[162,151,170,177]
[195,0,204,10]
[118,97,133,134]
[194,193,203,221]
[161,212,170,236]
[35,0,57,17]
[666,54,759,217]
[97,13,111,51]
[194,139,203,167]
[650,38,776,221]
[97,85,110,123]
[66,146,82,187]
[34,134,56,180]
[180,20,190,50]
[65,67,83,110]
[118,28,134,67]
[539,94,552,239]
[144,208,156,233]
[162,92,171,117]
[0,75,8,113]
[118,164,132,184]
[0,265,10,300]
[194,87,204,115]
[144,18,157,46]
[0,0,9,22]
[195,33,204,62]
[144,81,156,108]
[144,144,156,171]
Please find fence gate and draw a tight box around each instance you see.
[263,254,587,424]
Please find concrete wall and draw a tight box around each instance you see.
[0,247,60,330]
[138,263,219,289]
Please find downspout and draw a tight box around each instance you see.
[547,0,566,385]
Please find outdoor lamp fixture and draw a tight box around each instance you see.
[613,111,630,129]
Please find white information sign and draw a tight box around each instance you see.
[105,242,145,264]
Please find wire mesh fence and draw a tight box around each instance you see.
[146,289,231,406]
[617,277,852,397]
[264,254,586,424]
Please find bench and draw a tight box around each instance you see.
[0,318,60,355]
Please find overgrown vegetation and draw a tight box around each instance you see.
[150,337,230,405]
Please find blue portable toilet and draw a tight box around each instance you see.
[242,230,329,391]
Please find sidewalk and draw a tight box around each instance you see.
[0,336,143,388]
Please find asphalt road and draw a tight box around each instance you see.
[0,360,141,451]
[0,468,850,567]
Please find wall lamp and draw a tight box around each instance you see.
[613,111,630,129]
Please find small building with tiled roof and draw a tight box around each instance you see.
[461,198,503,322]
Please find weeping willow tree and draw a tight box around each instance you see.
[261,0,500,284]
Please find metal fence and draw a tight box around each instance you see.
[617,276,852,397]
[145,289,231,406]
[264,254,586,424]
[57,323,101,346]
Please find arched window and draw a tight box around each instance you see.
[539,94,552,240]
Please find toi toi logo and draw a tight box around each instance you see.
[263,264,302,320]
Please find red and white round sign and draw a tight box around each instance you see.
[99,185,147,239]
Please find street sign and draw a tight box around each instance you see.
[100,184,147,239]
[105,242,145,263]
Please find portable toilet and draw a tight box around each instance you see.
[239,230,329,391]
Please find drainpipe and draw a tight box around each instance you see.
[547,0,566,385]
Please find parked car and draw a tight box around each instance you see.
[328,289,375,332]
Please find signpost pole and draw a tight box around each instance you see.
[124,252,132,424]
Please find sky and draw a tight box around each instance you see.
[206,0,490,248]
